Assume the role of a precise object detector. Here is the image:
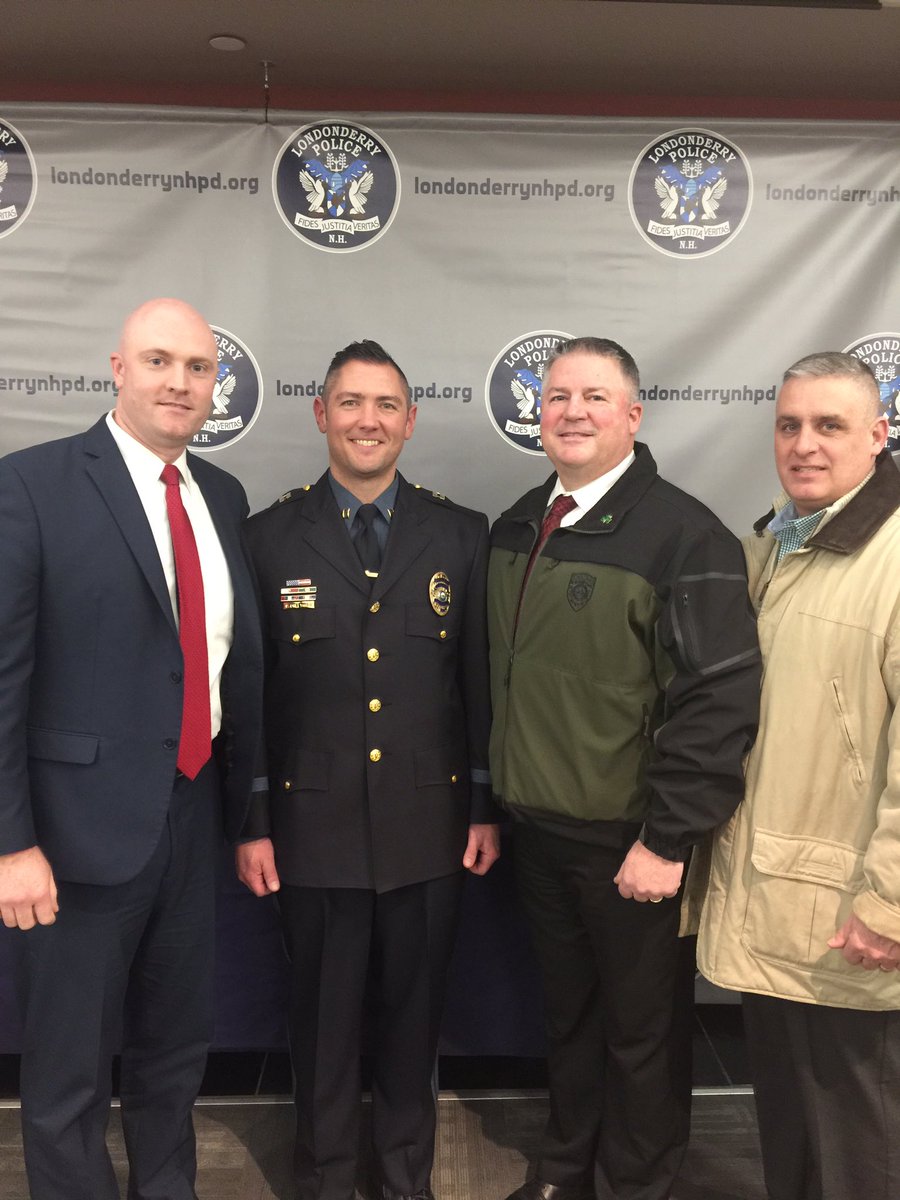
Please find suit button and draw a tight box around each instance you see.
[369,698,382,712]
[370,601,381,613]
[170,671,182,683]
[163,738,176,750]
[451,774,458,783]
[439,629,447,640]
[292,634,301,643]
[369,748,382,763]
[367,647,380,662]
[284,780,292,791]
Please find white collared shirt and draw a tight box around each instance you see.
[546,450,636,525]
[105,412,234,737]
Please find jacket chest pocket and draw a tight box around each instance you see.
[405,604,460,645]
[274,606,336,649]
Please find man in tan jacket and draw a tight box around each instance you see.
[697,352,900,1200]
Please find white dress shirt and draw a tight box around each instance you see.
[546,449,636,525]
[105,412,234,738]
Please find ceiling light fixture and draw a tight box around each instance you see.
[209,35,246,52]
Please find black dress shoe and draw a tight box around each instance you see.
[504,1181,593,1200]
[380,1187,435,1200]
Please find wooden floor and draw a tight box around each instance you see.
[0,1089,765,1200]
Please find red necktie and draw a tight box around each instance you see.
[515,493,577,629]
[161,464,211,779]
[523,493,577,586]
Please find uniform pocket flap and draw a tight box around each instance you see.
[414,743,465,788]
[750,828,864,891]
[405,605,459,641]
[279,748,331,793]
[276,606,335,644]
[27,727,99,765]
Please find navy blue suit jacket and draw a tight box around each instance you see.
[0,417,263,885]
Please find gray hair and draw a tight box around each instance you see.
[783,352,881,418]
[544,337,640,406]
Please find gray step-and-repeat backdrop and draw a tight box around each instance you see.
[1,105,899,1051]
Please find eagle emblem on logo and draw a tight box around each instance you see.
[299,153,374,219]
[510,368,543,423]
[654,160,727,224]
[212,365,237,416]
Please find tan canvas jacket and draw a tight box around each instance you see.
[695,453,900,1009]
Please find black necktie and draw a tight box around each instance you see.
[353,504,381,578]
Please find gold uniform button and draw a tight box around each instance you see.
[369,601,381,613]
[284,780,292,791]
[292,634,301,643]
[369,698,382,712]
[369,748,382,763]
[367,647,380,662]
[450,774,458,784]
[439,629,447,640]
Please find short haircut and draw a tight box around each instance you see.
[321,340,410,405]
[544,337,640,405]
[783,351,881,419]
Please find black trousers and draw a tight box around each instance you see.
[278,872,464,1200]
[514,825,694,1200]
[742,992,900,1200]
[16,764,221,1200]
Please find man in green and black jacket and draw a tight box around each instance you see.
[488,337,760,1200]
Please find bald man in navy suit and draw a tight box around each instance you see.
[0,298,263,1200]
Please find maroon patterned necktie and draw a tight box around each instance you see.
[523,493,577,586]
[161,464,211,779]
[515,493,577,629]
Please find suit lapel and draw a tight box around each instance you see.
[82,419,176,633]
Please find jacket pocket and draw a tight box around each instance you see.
[275,747,331,795]
[27,727,99,765]
[742,828,864,972]
[274,606,335,646]
[829,677,865,786]
[405,605,460,643]
[414,742,467,790]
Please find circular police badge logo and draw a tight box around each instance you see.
[628,128,752,259]
[190,326,263,453]
[0,118,37,241]
[844,332,900,455]
[485,331,574,455]
[272,120,400,253]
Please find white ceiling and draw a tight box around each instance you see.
[3,0,900,112]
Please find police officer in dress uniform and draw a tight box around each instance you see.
[236,340,500,1200]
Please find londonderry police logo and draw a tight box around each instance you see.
[628,128,752,259]
[191,327,263,452]
[844,333,900,454]
[272,120,400,253]
[0,118,37,240]
[485,331,574,455]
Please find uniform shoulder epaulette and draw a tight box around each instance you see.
[269,484,313,509]
[412,483,485,520]
[413,483,448,502]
